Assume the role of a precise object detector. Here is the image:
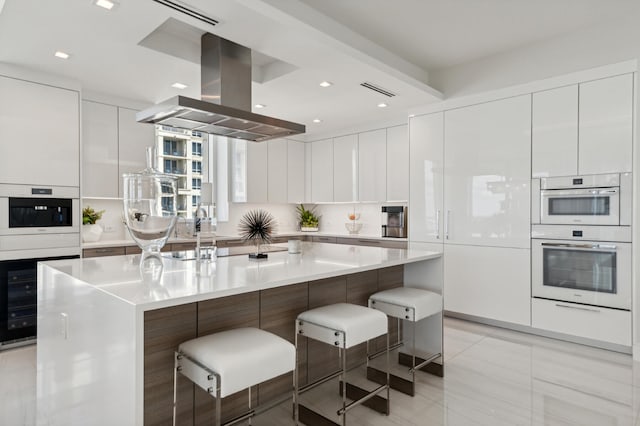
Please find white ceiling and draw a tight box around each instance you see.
[0,0,636,140]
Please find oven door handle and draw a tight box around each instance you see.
[541,187,618,197]
[541,242,617,250]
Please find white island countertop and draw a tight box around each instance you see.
[37,241,443,426]
[43,242,441,312]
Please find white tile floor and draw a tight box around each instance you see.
[3,317,640,425]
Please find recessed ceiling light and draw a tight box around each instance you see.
[95,0,116,10]
[319,81,332,88]
[312,119,322,123]
[254,104,266,109]
[171,82,188,89]
[54,51,70,59]
[377,103,388,108]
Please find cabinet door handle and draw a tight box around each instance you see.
[435,210,440,239]
[445,210,450,240]
[555,303,600,313]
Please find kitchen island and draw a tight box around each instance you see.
[36,242,442,426]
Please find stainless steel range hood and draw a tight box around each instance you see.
[137,34,305,142]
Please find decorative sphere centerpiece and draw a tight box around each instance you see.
[123,147,178,263]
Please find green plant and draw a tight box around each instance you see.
[83,206,105,225]
[296,204,319,228]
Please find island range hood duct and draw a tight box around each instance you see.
[137,33,305,142]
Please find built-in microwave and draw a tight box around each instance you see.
[534,173,631,226]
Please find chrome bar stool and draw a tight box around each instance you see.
[173,327,295,426]
[293,302,390,426]
[368,287,443,396]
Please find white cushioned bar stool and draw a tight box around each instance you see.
[294,303,390,426]
[368,287,443,396]
[172,327,295,426]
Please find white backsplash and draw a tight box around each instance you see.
[313,203,386,237]
[82,199,403,242]
[82,199,130,241]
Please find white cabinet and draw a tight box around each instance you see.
[358,129,386,202]
[287,140,305,203]
[246,141,268,203]
[409,113,444,243]
[311,139,333,202]
[579,74,633,174]
[444,245,531,326]
[0,75,79,187]
[532,85,578,178]
[531,73,633,177]
[444,95,531,249]
[386,124,409,202]
[333,134,358,202]
[82,101,118,198]
[267,139,287,203]
[118,107,155,197]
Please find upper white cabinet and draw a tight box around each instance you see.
[287,140,305,203]
[386,125,409,202]
[333,134,358,202]
[579,74,633,174]
[246,141,268,203]
[117,107,155,197]
[409,113,444,243]
[444,95,531,249]
[267,139,287,203]
[358,129,386,202]
[531,73,633,177]
[0,76,79,187]
[311,139,333,202]
[82,101,119,198]
[532,85,578,178]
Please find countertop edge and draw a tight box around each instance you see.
[82,232,408,249]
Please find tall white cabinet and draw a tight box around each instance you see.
[0,75,79,187]
[409,113,444,244]
[444,95,531,248]
[410,95,532,326]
